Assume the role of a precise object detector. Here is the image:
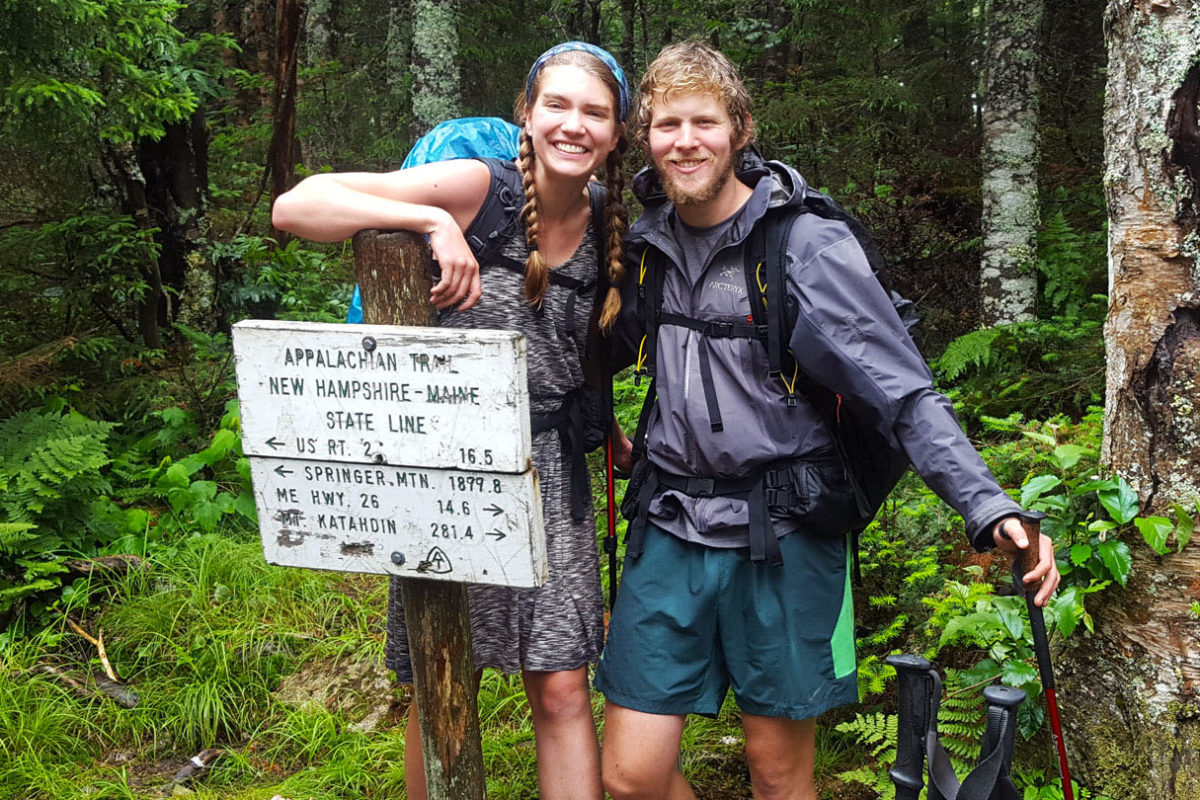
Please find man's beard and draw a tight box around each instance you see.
[658,151,734,208]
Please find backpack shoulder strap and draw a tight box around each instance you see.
[464,158,524,268]
[745,207,803,404]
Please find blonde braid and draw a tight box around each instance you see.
[598,138,629,332]
[516,131,550,308]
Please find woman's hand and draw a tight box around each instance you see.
[427,211,483,311]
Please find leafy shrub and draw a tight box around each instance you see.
[216,235,353,323]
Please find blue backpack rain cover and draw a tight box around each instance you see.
[346,116,522,322]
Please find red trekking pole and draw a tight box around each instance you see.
[604,437,618,608]
[1014,511,1074,800]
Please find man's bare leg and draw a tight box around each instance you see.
[601,701,696,800]
[742,714,817,800]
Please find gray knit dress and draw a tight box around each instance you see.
[385,211,606,681]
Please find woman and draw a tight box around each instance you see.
[272,42,630,800]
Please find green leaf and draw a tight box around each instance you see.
[1021,475,1062,507]
[997,606,1025,641]
[1069,543,1092,565]
[1172,503,1194,552]
[158,461,190,489]
[1097,539,1132,586]
[1051,444,1086,471]
[999,659,1039,688]
[1134,516,1173,555]
[1051,588,1081,638]
[1098,478,1139,524]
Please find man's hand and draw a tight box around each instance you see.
[611,420,634,476]
[992,516,1060,608]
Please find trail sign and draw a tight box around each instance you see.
[232,318,546,589]
[249,457,546,587]
[233,320,532,473]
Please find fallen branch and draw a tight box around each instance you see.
[33,663,138,708]
[63,554,147,581]
[61,614,119,682]
[167,748,223,789]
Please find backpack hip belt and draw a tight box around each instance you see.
[624,457,812,566]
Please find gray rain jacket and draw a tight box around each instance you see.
[612,155,1020,552]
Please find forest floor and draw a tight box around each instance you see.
[1,531,875,799]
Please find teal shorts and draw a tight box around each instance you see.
[594,523,858,721]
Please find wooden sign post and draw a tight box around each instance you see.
[355,229,483,799]
[232,230,523,799]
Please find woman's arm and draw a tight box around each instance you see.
[272,160,493,309]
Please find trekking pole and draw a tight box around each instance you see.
[956,684,1026,800]
[887,654,938,800]
[604,437,618,608]
[1013,511,1074,800]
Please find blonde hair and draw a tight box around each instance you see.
[633,41,755,151]
[512,50,629,332]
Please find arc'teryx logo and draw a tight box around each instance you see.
[707,265,746,297]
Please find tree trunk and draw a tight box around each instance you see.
[979,0,1042,326]
[410,0,461,138]
[103,108,214,345]
[620,0,636,75]
[269,0,303,244]
[385,0,412,133]
[1056,5,1200,798]
[304,0,334,65]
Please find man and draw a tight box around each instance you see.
[595,41,1059,800]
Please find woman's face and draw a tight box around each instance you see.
[525,63,621,182]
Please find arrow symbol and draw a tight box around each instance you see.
[274,464,294,477]
[486,529,506,541]
[484,503,504,517]
[265,436,284,450]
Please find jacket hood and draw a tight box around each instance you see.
[630,148,810,235]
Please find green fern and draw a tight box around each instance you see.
[935,671,985,775]
[835,712,897,799]
[935,327,1002,380]
[0,409,125,614]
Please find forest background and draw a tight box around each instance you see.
[1,0,1198,798]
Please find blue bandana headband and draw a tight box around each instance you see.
[525,41,630,122]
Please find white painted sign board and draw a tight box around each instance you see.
[232,320,546,588]
[250,458,547,587]
[233,320,532,473]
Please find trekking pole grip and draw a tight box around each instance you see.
[1015,510,1047,589]
[886,654,934,800]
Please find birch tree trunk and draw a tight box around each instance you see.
[410,0,461,138]
[304,0,334,65]
[979,0,1043,325]
[1056,4,1200,798]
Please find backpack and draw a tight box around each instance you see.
[346,116,522,323]
[625,183,919,577]
[345,116,613,522]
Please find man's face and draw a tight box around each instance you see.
[646,90,746,211]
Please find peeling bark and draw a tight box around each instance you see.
[980,0,1043,326]
[1064,3,1200,797]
